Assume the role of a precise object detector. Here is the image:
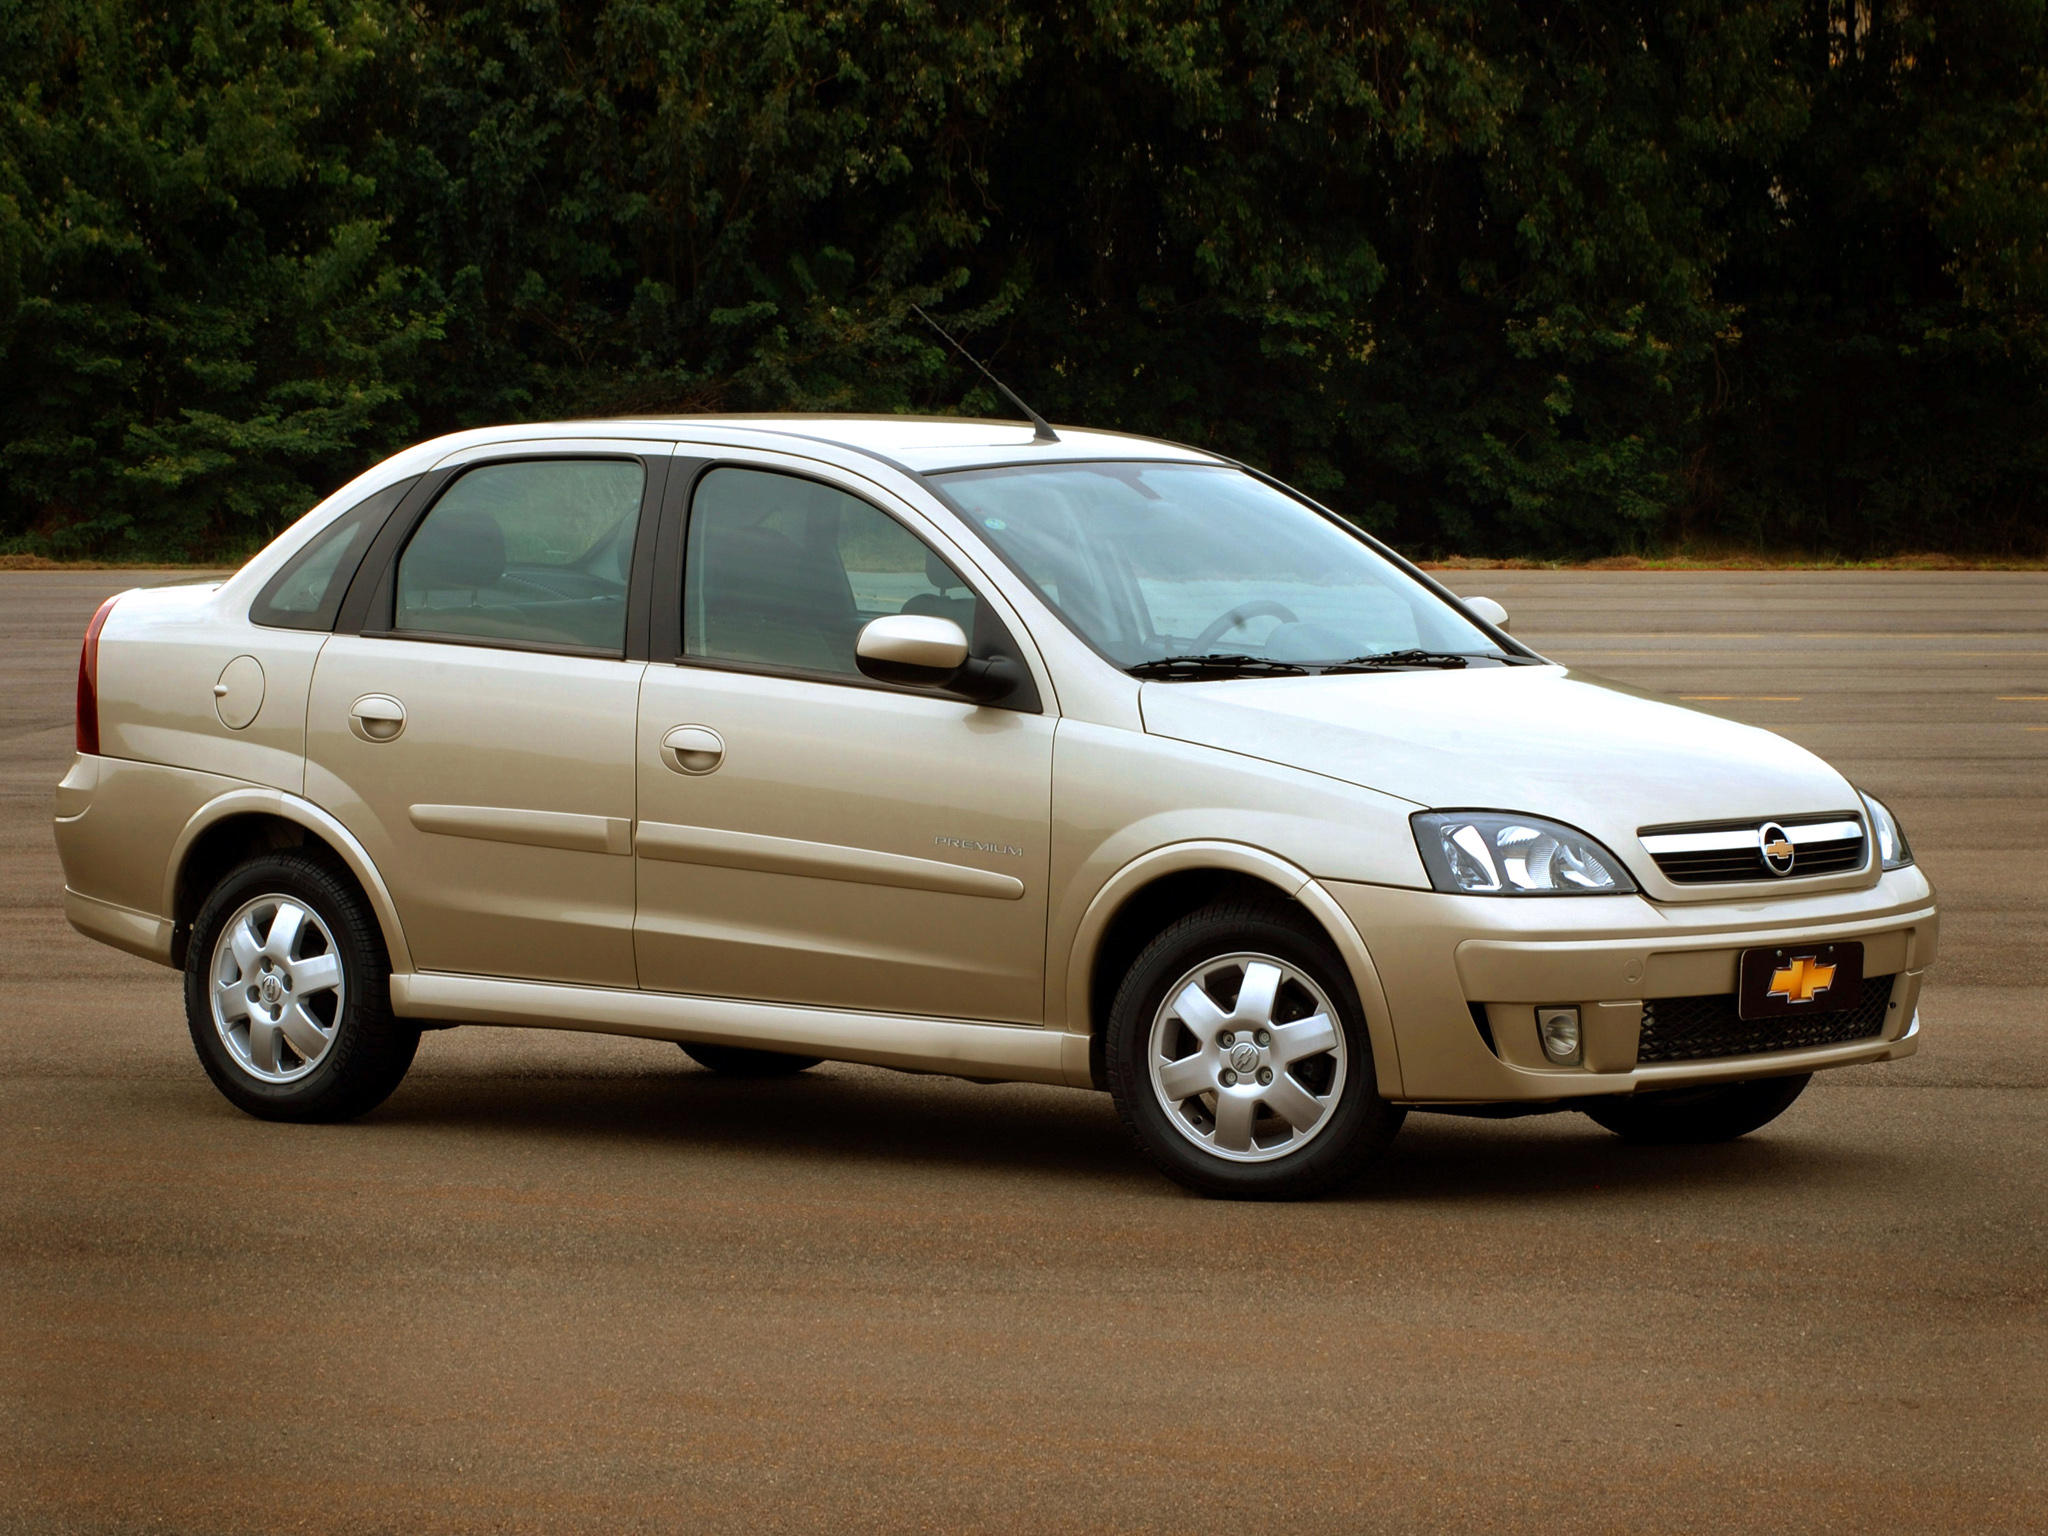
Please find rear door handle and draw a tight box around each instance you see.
[349,694,407,743]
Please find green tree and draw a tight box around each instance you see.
[3,0,2044,560]
[0,0,437,555]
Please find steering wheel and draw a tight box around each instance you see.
[1192,600,1300,648]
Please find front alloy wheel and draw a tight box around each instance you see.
[1106,898,1404,1199]
[1147,953,1348,1162]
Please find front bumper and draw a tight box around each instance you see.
[1323,867,1936,1102]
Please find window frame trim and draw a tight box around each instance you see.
[354,628,628,662]
[333,446,671,661]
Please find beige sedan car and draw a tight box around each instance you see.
[54,416,1936,1197]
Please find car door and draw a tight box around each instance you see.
[634,459,1055,1023]
[305,442,668,987]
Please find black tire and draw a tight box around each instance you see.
[184,852,418,1122]
[680,1041,823,1077]
[1104,897,1404,1200]
[1582,1073,1812,1144]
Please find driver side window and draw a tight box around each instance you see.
[683,467,977,676]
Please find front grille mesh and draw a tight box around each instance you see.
[1636,977,1896,1064]
[1652,835,1866,884]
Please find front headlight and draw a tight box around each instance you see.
[1411,811,1639,896]
[1859,790,1915,870]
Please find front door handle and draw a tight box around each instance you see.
[661,725,724,775]
[349,694,407,743]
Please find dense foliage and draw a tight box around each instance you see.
[3,0,2045,559]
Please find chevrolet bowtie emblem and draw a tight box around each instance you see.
[1758,820,1796,875]
[1768,955,1837,1005]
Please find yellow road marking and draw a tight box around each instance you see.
[2000,696,2048,701]
[1681,695,1804,701]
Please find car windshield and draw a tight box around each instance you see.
[934,462,1505,670]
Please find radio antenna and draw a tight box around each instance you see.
[910,304,1058,443]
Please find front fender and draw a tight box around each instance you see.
[1057,839,1405,1098]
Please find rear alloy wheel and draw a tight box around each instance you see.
[185,852,418,1122]
[680,1042,823,1077]
[210,891,346,1083]
[1582,1073,1812,1144]
[1106,899,1403,1199]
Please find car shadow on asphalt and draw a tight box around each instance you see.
[353,1059,1894,1203]
[370,1062,1147,1185]
[1355,1109,1894,1206]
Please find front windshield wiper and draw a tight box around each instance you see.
[1320,649,1473,672]
[1127,653,1312,681]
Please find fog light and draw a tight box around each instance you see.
[1537,1007,1582,1065]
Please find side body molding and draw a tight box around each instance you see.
[166,787,416,974]
[1059,840,1405,1097]
[635,820,1026,900]
[409,804,633,857]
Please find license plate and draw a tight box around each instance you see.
[1738,942,1864,1021]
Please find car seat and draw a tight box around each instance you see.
[901,550,979,633]
[697,520,860,671]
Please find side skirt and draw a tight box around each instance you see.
[389,972,1072,1085]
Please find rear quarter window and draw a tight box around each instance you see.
[251,478,417,632]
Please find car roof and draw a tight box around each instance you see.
[551,414,1228,475]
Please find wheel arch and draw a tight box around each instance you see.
[1064,842,1404,1097]
[165,790,413,974]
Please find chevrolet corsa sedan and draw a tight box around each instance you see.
[54,417,1937,1198]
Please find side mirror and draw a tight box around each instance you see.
[855,614,1023,704]
[855,614,971,686]
[1464,595,1509,632]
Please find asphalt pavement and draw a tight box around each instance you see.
[2,568,2042,1533]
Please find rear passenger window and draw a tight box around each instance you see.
[684,467,976,676]
[396,460,644,652]
[251,478,416,632]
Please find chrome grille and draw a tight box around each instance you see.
[1639,812,1867,885]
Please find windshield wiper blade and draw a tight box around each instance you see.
[1319,649,1472,673]
[1127,653,1312,681]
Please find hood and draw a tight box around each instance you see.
[1140,665,1859,856]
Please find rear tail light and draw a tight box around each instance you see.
[75,595,120,756]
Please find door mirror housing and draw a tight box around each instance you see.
[856,614,971,686]
[855,614,1022,703]
[1464,595,1509,632]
